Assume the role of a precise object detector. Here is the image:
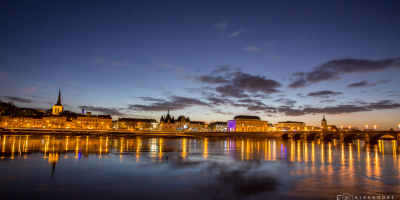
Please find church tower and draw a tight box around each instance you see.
[52,88,63,115]
[321,114,327,130]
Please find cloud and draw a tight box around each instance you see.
[128,96,208,112]
[23,87,36,92]
[195,75,230,84]
[211,65,232,73]
[244,46,261,52]
[228,29,245,37]
[214,20,228,32]
[93,57,134,66]
[1,96,34,103]
[347,80,390,88]
[307,90,342,98]
[369,80,390,86]
[282,100,400,116]
[211,109,234,115]
[215,85,248,98]
[78,106,125,116]
[273,98,297,106]
[189,68,282,98]
[289,58,400,89]
[347,80,368,88]
[158,63,185,72]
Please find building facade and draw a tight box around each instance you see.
[159,110,176,131]
[276,121,306,131]
[117,118,158,130]
[227,115,269,132]
[52,89,63,115]
[209,121,227,132]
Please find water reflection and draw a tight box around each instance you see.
[0,135,399,199]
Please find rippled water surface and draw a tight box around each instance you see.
[0,135,399,199]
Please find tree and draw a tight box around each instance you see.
[389,127,394,131]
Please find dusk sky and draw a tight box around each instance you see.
[1,0,399,129]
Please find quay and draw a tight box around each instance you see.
[1,128,399,143]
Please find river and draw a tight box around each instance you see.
[0,135,399,199]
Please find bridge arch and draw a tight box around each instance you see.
[307,133,318,140]
[323,133,336,141]
[292,133,302,140]
[343,133,358,143]
[370,134,396,143]
[281,133,290,140]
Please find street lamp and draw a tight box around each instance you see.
[349,126,351,131]
[374,125,376,130]
[341,125,343,130]
[328,126,331,131]
[366,125,368,130]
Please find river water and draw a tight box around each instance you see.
[0,135,399,199]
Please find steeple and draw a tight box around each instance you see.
[56,88,62,106]
[322,114,326,121]
[82,107,85,115]
[168,108,169,114]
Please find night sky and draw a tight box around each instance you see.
[1,0,399,129]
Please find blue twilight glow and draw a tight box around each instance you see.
[0,1,399,129]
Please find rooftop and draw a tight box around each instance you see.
[233,115,260,120]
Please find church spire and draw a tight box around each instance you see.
[56,88,61,105]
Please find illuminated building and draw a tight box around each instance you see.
[52,88,63,115]
[227,115,269,132]
[0,115,10,128]
[209,121,227,132]
[276,121,305,131]
[72,112,112,129]
[175,115,190,131]
[117,118,158,130]
[321,114,327,129]
[159,109,176,131]
[320,114,339,131]
[189,121,205,131]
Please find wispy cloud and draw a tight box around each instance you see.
[158,63,185,72]
[1,96,34,103]
[214,20,228,32]
[228,29,245,37]
[289,58,400,89]
[93,57,134,66]
[24,87,36,92]
[244,46,261,52]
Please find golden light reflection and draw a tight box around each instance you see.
[328,143,332,164]
[182,138,187,158]
[203,139,208,158]
[311,141,315,164]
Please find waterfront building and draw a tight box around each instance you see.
[209,121,227,132]
[227,115,269,132]
[321,114,327,129]
[321,114,338,131]
[117,118,158,130]
[0,115,10,128]
[189,121,206,131]
[276,121,306,131]
[52,89,63,115]
[72,112,112,129]
[175,115,191,131]
[159,110,176,131]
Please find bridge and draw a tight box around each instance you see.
[279,131,400,143]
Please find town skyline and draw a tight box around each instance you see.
[1,1,399,130]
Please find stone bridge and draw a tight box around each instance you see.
[280,131,400,143]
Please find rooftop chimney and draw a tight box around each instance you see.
[87,112,91,117]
